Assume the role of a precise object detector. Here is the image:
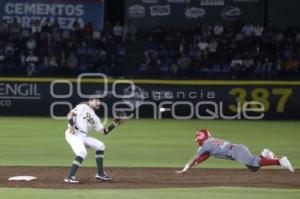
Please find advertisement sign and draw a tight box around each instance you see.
[150,5,171,16]
[0,0,104,30]
[0,77,299,120]
[125,0,265,30]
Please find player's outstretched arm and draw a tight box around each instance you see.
[103,121,118,135]
[102,111,127,135]
[175,154,199,174]
[175,153,210,174]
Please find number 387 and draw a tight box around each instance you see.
[229,88,293,113]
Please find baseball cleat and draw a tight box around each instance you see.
[261,148,278,159]
[95,173,112,181]
[64,176,79,183]
[279,156,294,172]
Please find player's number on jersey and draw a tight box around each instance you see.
[229,88,293,113]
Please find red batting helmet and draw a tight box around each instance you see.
[195,128,211,146]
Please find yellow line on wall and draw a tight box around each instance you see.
[0,77,299,85]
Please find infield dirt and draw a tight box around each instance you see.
[0,166,299,189]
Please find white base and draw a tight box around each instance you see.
[8,176,37,181]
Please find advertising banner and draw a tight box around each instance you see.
[125,0,265,30]
[0,0,104,30]
[0,77,299,120]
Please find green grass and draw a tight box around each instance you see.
[0,187,300,199]
[0,117,299,198]
[0,117,299,168]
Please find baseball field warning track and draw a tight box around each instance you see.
[0,166,299,189]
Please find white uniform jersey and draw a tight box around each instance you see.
[69,104,104,134]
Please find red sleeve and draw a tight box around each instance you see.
[195,152,210,164]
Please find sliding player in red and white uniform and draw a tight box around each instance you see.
[176,129,294,174]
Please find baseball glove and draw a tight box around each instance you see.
[114,111,128,126]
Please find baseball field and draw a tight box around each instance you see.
[0,117,299,198]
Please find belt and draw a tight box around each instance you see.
[75,126,87,134]
[227,144,236,160]
[229,144,235,150]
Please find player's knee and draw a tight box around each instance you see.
[93,143,105,151]
[78,150,88,159]
[96,143,105,151]
[246,165,260,172]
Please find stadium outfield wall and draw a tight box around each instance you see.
[0,77,299,120]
